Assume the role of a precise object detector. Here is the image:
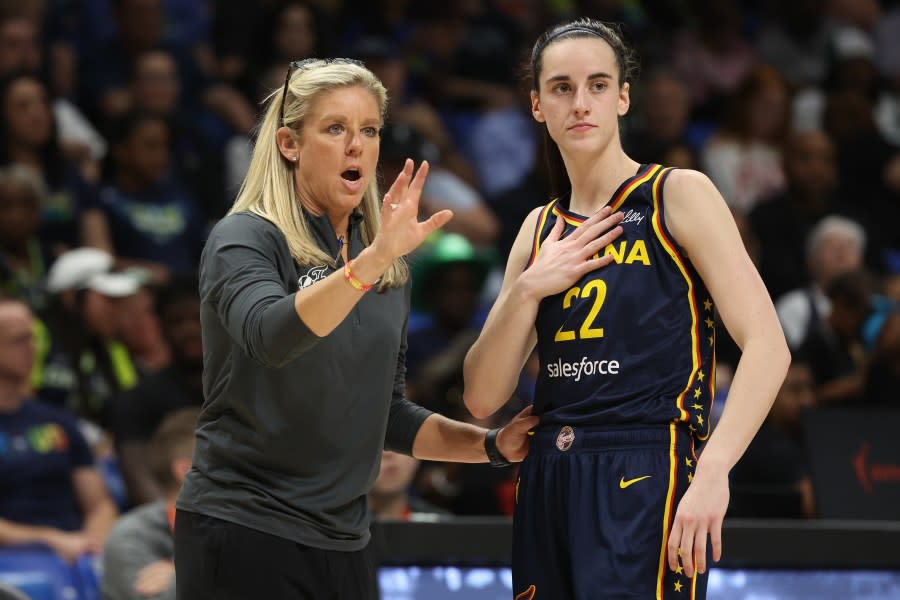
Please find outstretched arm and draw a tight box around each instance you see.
[386,303,539,463]
[207,160,451,368]
[463,206,624,418]
[293,160,451,336]
[662,170,790,578]
[411,406,539,463]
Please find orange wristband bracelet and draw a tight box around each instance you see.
[344,260,375,292]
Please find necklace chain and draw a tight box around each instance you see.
[335,230,347,263]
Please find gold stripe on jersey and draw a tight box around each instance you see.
[611,164,662,212]
[649,168,702,423]
[656,422,679,598]
[528,201,557,267]
[548,164,663,228]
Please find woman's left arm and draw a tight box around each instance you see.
[662,169,790,578]
[384,290,538,462]
[411,406,538,463]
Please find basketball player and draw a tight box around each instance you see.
[463,19,790,599]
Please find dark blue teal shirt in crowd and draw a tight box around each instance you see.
[0,399,94,531]
[95,180,206,275]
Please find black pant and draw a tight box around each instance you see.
[174,509,378,600]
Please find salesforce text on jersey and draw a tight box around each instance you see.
[547,357,620,381]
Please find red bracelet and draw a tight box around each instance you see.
[344,260,375,292]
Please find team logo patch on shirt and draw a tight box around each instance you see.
[298,265,330,290]
[556,426,575,451]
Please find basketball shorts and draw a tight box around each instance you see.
[512,423,708,599]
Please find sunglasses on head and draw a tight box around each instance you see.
[279,58,365,126]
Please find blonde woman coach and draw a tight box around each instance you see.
[174,59,537,599]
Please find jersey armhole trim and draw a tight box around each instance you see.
[650,168,699,424]
[526,201,557,268]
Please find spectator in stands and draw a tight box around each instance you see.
[128,50,226,221]
[802,269,876,405]
[78,0,255,139]
[792,29,873,132]
[885,270,900,303]
[0,14,41,78]
[828,0,882,32]
[756,0,832,88]
[114,277,202,506]
[339,0,415,51]
[210,4,283,99]
[407,233,494,398]
[85,111,206,285]
[0,299,117,562]
[213,3,326,208]
[749,130,856,300]
[410,4,537,200]
[863,298,900,405]
[102,408,198,600]
[807,270,900,407]
[700,65,789,214]
[873,5,900,147]
[0,13,107,180]
[35,248,140,436]
[0,71,102,253]
[410,4,520,116]
[257,1,325,79]
[671,0,757,121]
[625,68,696,168]
[823,88,900,255]
[353,34,480,188]
[380,123,499,248]
[776,216,866,350]
[116,285,170,377]
[730,353,817,519]
[368,450,446,521]
[0,164,53,312]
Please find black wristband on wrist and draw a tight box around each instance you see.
[484,427,512,468]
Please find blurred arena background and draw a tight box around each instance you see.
[0,0,898,598]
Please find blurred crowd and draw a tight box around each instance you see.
[1,0,899,596]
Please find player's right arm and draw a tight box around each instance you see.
[463,205,623,418]
[462,207,543,419]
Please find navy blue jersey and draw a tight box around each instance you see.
[528,164,715,440]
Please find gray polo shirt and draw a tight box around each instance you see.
[102,501,174,600]
[177,210,431,551]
